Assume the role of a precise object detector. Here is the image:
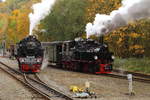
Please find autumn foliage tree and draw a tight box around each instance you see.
[7,9,30,43]
[0,0,40,47]
[39,0,89,41]
[85,0,150,58]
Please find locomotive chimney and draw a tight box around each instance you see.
[99,35,104,44]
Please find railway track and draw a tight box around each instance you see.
[49,65,150,84]
[106,69,150,84]
[113,69,150,79]
[0,61,74,100]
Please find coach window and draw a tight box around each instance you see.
[65,44,67,52]
[62,43,67,52]
[66,43,70,55]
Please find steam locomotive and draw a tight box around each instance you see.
[16,35,44,73]
[42,38,114,74]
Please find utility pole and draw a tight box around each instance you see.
[2,33,6,56]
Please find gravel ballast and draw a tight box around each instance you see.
[0,57,150,100]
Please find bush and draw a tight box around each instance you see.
[114,57,150,73]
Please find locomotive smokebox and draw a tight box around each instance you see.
[27,35,38,40]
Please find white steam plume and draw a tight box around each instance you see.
[41,57,49,70]
[29,0,56,35]
[0,0,6,2]
[86,0,150,38]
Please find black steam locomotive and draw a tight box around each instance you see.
[42,38,114,73]
[16,35,44,73]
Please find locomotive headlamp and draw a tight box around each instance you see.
[37,58,42,63]
[94,56,98,60]
[112,56,115,59]
[103,44,108,47]
[19,58,25,63]
[94,48,100,52]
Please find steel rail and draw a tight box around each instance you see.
[35,74,74,100]
[26,74,73,100]
[35,74,47,85]
[113,69,150,79]
[49,64,150,84]
[23,74,52,100]
[0,61,73,100]
[103,72,150,84]
[0,62,50,100]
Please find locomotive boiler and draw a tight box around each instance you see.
[42,38,114,73]
[16,35,44,73]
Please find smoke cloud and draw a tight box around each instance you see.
[29,0,56,35]
[86,0,150,38]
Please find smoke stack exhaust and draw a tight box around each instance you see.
[86,0,150,38]
[29,0,56,35]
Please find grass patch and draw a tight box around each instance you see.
[114,57,150,74]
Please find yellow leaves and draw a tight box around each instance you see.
[114,1,121,8]
[89,0,95,2]
[120,33,126,37]
[129,45,144,55]
[81,34,87,39]
[88,35,97,40]
[130,45,143,50]
[7,8,30,43]
[0,13,8,34]
[117,38,123,44]
[85,0,122,22]
[104,36,109,41]
[120,26,128,31]
[129,33,143,38]
[12,9,20,17]
[130,33,140,38]
[0,2,5,7]
[100,0,104,2]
